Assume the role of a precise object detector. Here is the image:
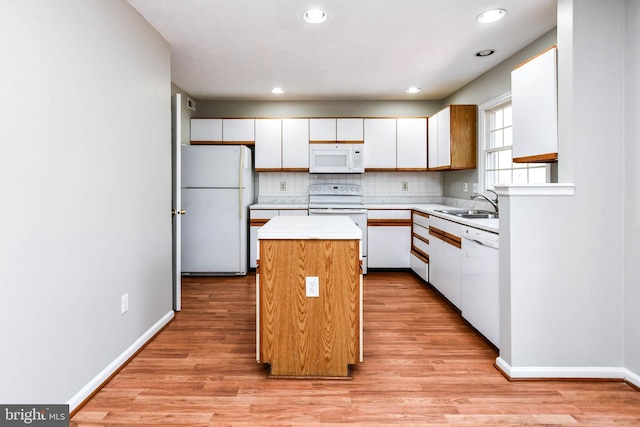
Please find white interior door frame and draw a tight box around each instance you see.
[171,93,182,311]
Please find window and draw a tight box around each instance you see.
[480,95,549,190]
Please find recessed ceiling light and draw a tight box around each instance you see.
[475,49,496,57]
[270,87,284,94]
[406,87,421,94]
[476,9,507,24]
[303,9,327,24]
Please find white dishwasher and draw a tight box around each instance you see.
[460,226,499,348]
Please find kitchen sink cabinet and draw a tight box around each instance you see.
[249,208,308,268]
[428,215,463,308]
[410,210,430,282]
[427,105,477,171]
[367,209,411,268]
[396,118,427,170]
[363,118,397,170]
[255,119,309,171]
[511,46,558,163]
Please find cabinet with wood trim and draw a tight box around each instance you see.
[410,210,430,282]
[428,215,463,308]
[363,118,396,170]
[249,208,308,268]
[427,105,477,171]
[367,209,411,268]
[254,119,282,170]
[282,119,309,170]
[190,118,222,144]
[310,118,364,142]
[397,118,427,170]
[190,118,255,144]
[511,46,558,163]
[255,119,309,171]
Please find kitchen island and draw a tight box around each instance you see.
[256,215,363,378]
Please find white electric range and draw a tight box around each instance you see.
[308,184,368,273]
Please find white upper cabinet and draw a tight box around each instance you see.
[282,119,309,170]
[396,118,427,170]
[364,118,397,170]
[337,118,364,141]
[222,119,255,143]
[511,46,558,163]
[309,118,336,141]
[309,118,363,142]
[254,119,282,170]
[255,118,309,171]
[191,118,222,143]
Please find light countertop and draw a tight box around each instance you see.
[257,215,362,240]
[250,203,499,233]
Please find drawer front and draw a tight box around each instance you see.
[413,236,429,255]
[413,222,429,239]
[412,211,430,228]
[410,253,428,282]
[368,209,411,220]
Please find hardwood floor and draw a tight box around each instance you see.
[71,272,640,426]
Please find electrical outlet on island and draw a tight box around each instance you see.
[306,276,319,297]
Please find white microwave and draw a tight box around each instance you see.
[309,143,364,173]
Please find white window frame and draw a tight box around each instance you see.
[478,92,550,192]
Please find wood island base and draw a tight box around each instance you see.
[256,222,363,378]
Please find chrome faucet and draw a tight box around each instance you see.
[471,191,499,213]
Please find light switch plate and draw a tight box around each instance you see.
[306,276,319,297]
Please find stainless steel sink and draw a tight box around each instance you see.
[435,209,499,219]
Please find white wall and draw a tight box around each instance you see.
[195,100,442,118]
[624,0,640,378]
[496,0,634,382]
[0,0,173,405]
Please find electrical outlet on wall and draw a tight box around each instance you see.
[402,182,408,191]
[280,182,286,191]
[306,276,319,297]
[463,182,468,192]
[121,293,129,314]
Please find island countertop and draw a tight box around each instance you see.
[257,215,362,240]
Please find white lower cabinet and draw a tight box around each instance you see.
[249,208,308,268]
[410,210,430,282]
[427,216,462,309]
[367,209,411,268]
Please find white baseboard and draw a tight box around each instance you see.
[67,310,175,411]
[496,357,640,388]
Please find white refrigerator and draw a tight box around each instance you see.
[181,145,253,275]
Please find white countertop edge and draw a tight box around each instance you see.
[494,183,575,197]
[257,216,362,240]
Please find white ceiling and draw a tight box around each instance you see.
[126,0,557,101]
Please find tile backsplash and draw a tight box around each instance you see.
[257,171,443,204]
